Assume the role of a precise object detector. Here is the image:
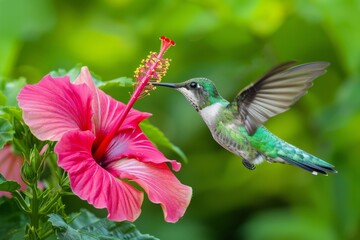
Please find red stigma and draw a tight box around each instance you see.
[160,36,176,46]
[159,36,175,56]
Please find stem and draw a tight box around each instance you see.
[30,184,39,229]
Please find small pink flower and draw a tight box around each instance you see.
[0,145,26,197]
[17,36,192,222]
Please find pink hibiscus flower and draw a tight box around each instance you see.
[17,37,192,222]
[0,145,26,198]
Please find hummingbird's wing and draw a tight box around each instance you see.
[230,61,329,135]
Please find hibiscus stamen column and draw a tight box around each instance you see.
[93,36,175,161]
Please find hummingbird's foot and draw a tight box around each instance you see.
[242,159,256,170]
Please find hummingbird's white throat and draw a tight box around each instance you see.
[199,103,224,128]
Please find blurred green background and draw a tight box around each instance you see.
[1,0,360,239]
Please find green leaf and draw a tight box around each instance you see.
[0,77,26,107]
[2,78,26,107]
[49,66,133,90]
[96,77,134,101]
[0,106,22,120]
[0,174,21,192]
[48,209,158,240]
[0,199,26,239]
[0,117,14,148]
[140,120,188,163]
[49,66,82,82]
[97,77,134,90]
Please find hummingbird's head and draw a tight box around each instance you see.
[152,78,223,111]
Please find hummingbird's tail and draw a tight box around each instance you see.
[275,142,337,175]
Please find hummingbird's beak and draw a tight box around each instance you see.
[150,82,180,88]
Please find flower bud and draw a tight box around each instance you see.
[21,147,43,185]
[29,147,42,173]
[21,161,37,185]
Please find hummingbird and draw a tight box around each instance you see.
[152,61,337,175]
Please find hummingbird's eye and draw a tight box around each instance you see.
[189,82,198,89]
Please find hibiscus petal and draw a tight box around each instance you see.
[74,67,150,136]
[107,159,192,223]
[55,130,144,222]
[104,127,181,171]
[17,75,93,141]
